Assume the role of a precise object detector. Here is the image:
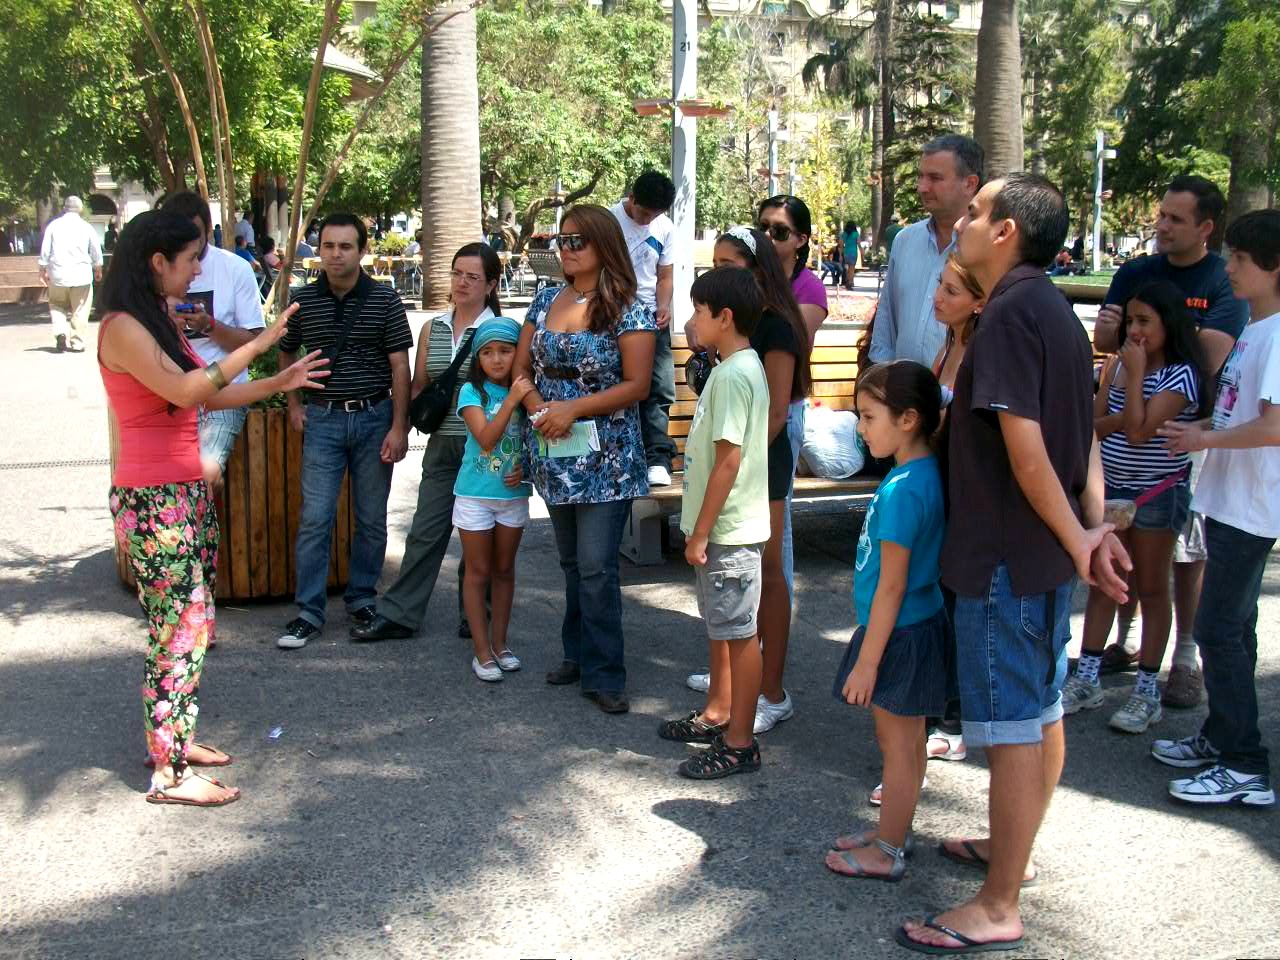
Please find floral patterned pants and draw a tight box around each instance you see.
[110,481,218,769]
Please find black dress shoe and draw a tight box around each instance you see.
[583,690,630,714]
[458,619,472,639]
[350,614,414,642]
[349,605,377,628]
[545,660,581,685]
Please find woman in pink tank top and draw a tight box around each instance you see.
[99,211,328,808]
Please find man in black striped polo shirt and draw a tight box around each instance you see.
[275,213,414,650]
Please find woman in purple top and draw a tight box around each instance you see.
[751,194,828,732]
[758,195,829,347]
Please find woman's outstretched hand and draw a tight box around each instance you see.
[276,349,329,393]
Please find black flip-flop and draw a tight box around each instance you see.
[938,840,1039,887]
[894,919,1025,955]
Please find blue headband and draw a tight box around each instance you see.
[472,316,521,353]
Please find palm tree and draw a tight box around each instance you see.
[420,8,483,309]
[803,0,895,243]
[973,0,1024,177]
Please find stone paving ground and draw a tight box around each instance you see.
[1,304,1278,960]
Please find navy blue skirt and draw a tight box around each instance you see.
[832,607,950,717]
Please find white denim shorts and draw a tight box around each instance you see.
[452,494,530,532]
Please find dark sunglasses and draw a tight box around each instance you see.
[555,233,588,252]
[757,222,792,242]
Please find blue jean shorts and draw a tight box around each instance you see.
[1106,480,1191,533]
[954,564,1075,748]
[198,406,247,470]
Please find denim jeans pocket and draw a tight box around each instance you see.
[1019,593,1048,644]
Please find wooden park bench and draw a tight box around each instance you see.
[620,322,882,564]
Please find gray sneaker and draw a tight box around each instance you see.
[1060,674,1104,715]
[1169,765,1275,807]
[1108,692,1163,733]
[1151,733,1220,769]
[686,671,710,693]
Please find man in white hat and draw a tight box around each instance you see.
[38,196,103,353]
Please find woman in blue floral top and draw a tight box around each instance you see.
[515,204,658,714]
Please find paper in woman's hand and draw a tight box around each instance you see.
[536,420,600,458]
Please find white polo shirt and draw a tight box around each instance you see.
[609,200,673,310]
[185,243,264,384]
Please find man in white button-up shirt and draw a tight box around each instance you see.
[38,196,103,353]
[869,135,983,368]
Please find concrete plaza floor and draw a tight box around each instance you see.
[1,304,1277,960]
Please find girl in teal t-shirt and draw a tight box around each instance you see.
[452,318,533,683]
[825,360,947,883]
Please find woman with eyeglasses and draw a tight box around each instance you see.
[351,242,504,645]
[514,204,658,714]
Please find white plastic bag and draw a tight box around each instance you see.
[800,404,865,479]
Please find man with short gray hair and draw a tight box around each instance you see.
[38,196,103,353]
[869,134,984,367]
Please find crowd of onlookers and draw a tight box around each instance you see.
[60,127,1279,955]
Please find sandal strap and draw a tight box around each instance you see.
[686,737,755,774]
[875,838,906,863]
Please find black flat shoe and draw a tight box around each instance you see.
[350,614,414,642]
[349,605,377,629]
[545,661,581,685]
[584,690,629,714]
[458,619,472,639]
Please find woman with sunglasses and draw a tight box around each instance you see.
[757,195,828,346]
[514,204,658,714]
[756,196,826,690]
[352,243,505,645]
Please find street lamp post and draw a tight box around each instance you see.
[1090,129,1117,274]
[671,0,697,327]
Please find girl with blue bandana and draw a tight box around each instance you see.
[454,317,534,681]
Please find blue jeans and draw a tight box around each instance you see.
[639,326,676,470]
[781,400,805,600]
[1195,518,1275,776]
[954,563,1075,748]
[547,499,632,694]
[294,399,394,627]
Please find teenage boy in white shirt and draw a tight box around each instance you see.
[1157,208,1280,808]
[161,192,264,485]
[610,171,676,485]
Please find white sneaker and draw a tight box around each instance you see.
[1060,674,1104,715]
[647,465,672,487]
[686,671,710,693]
[1108,691,1163,734]
[1168,765,1275,807]
[753,691,794,734]
[472,657,503,682]
[1151,733,1220,768]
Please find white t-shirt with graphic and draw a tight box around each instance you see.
[608,200,673,310]
[1192,310,1280,538]
[185,244,265,384]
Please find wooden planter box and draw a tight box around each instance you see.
[113,407,354,601]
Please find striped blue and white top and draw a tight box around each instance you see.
[1100,362,1199,486]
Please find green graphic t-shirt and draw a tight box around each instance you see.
[680,348,770,544]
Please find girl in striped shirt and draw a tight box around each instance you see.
[1064,281,1208,734]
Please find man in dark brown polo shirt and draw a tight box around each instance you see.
[897,175,1130,954]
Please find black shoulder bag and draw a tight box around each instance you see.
[409,327,475,433]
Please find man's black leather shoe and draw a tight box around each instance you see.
[545,661,581,685]
[350,615,414,642]
[583,690,629,714]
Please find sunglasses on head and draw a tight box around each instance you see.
[555,233,588,252]
[757,222,793,242]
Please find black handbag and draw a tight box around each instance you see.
[409,328,475,433]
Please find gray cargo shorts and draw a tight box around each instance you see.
[694,542,765,641]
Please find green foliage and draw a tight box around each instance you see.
[376,231,409,255]
[795,117,850,255]
[887,8,972,219]
[0,0,352,200]
[1028,0,1127,229]
[475,0,669,222]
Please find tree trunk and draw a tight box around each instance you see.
[420,8,483,309]
[973,0,1024,177]
[128,0,210,200]
[874,0,895,244]
[1029,69,1047,176]
[870,84,883,244]
[1225,127,1269,230]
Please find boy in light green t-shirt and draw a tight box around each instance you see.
[660,266,770,780]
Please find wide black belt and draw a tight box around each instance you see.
[308,389,390,413]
